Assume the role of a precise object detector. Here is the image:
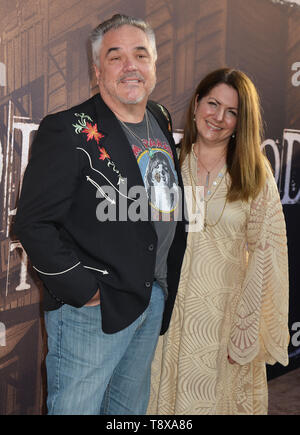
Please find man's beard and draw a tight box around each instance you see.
[115,81,156,105]
[102,72,157,105]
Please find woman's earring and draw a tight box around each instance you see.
[232,132,236,138]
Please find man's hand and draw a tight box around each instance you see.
[84,289,100,307]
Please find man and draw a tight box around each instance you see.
[14,14,186,415]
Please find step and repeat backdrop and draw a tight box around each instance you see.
[0,0,299,415]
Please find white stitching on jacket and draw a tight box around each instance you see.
[76,147,136,201]
[83,265,109,275]
[33,262,81,275]
[86,175,115,204]
[33,262,110,276]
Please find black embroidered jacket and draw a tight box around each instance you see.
[14,94,187,334]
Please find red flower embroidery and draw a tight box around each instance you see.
[98,147,110,160]
[82,122,104,144]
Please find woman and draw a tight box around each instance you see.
[148,68,289,415]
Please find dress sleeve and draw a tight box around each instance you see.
[228,168,289,366]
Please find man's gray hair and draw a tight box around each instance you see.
[90,14,157,67]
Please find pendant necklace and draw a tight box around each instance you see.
[189,150,227,231]
[196,145,226,189]
[119,110,154,158]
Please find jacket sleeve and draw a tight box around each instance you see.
[14,112,98,307]
[228,167,289,366]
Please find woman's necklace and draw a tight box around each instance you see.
[189,151,227,231]
[195,144,226,189]
[119,110,154,158]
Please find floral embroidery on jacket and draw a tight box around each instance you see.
[98,147,110,161]
[73,113,125,187]
[73,113,104,144]
[83,123,104,144]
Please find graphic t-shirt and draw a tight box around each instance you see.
[120,110,179,296]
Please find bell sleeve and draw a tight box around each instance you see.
[228,167,289,366]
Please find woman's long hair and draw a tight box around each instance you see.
[180,68,268,202]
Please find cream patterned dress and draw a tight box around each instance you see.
[148,148,289,415]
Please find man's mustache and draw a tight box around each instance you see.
[117,72,145,84]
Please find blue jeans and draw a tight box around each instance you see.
[44,282,165,415]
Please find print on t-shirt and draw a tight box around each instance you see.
[132,140,179,218]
